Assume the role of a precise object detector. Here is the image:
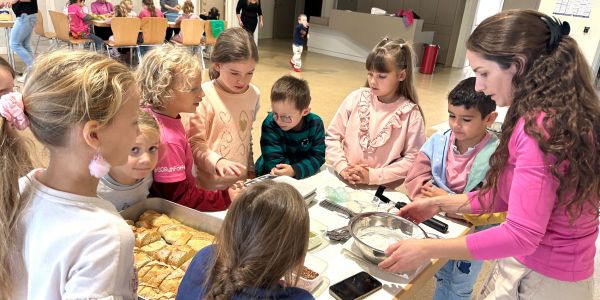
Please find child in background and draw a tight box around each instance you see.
[255,75,325,179]
[326,37,426,189]
[290,14,308,72]
[121,0,137,17]
[0,57,15,96]
[137,44,232,211]
[0,50,138,298]
[177,181,314,300]
[98,111,160,211]
[67,0,105,51]
[404,77,505,300]
[188,27,260,190]
[171,0,200,44]
[200,6,220,20]
[139,0,164,18]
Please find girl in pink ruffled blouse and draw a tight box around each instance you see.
[325,38,426,189]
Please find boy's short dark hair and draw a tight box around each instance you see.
[448,77,496,117]
[271,75,311,110]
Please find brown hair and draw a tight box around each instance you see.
[0,57,15,79]
[209,27,259,80]
[469,10,600,221]
[136,43,201,110]
[365,37,424,120]
[182,0,194,15]
[0,49,135,299]
[204,181,309,299]
[113,3,128,17]
[142,0,157,17]
[271,75,311,110]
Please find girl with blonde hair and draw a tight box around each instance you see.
[0,49,139,298]
[97,111,161,210]
[177,181,314,299]
[137,43,233,211]
[172,0,201,43]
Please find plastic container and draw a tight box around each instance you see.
[294,254,328,292]
[308,219,328,250]
[419,44,440,74]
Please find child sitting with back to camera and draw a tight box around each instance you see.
[97,111,160,211]
[255,75,325,179]
[326,37,426,189]
[177,181,314,300]
[171,0,200,44]
[188,27,260,190]
[137,44,233,211]
[404,77,505,300]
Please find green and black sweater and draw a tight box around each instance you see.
[255,112,325,179]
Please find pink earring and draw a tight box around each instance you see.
[89,152,111,178]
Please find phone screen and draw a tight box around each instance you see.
[329,271,382,300]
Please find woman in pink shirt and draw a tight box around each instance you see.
[380,10,600,299]
[325,37,426,189]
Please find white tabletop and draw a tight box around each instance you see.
[206,166,470,299]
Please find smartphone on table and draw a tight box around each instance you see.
[329,271,382,300]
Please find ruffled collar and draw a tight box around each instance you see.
[357,89,416,153]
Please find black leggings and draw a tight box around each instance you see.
[241,15,257,35]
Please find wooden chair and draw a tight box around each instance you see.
[34,11,57,55]
[48,10,93,50]
[204,20,227,46]
[172,18,205,68]
[106,17,141,64]
[140,17,167,46]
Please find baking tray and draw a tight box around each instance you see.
[120,197,224,235]
[120,198,224,300]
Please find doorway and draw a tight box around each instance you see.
[199,0,225,17]
[273,0,296,39]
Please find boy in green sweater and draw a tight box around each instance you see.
[255,75,325,179]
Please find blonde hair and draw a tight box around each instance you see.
[205,181,309,299]
[136,43,202,109]
[114,3,128,17]
[209,27,259,79]
[138,110,160,138]
[0,49,135,299]
[182,0,194,15]
[120,0,132,11]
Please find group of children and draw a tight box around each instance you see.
[0,18,505,299]
[67,0,220,57]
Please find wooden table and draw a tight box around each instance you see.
[0,20,15,69]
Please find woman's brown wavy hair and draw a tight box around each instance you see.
[468,9,600,222]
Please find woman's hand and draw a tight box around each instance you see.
[215,158,246,177]
[379,239,431,273]
[397,197,441,223]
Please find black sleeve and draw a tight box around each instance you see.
[236,0,244,14]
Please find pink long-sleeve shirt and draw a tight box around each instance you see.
[325,88,426,188]
[466,117,598,281]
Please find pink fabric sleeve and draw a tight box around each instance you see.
[466,122,558,260]
[91,2,100,14]
[188,101,221,174]
[153,142,188,183]
[404,152,433,200]
[368,109,426,185]
[325,93,355,174]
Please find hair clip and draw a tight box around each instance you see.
[540,16,570,51]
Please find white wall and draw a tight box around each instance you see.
[538,0,600,74]
[258,0,273,39]
[321,0,335,17]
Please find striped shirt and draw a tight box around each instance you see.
[256,112,325,179]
